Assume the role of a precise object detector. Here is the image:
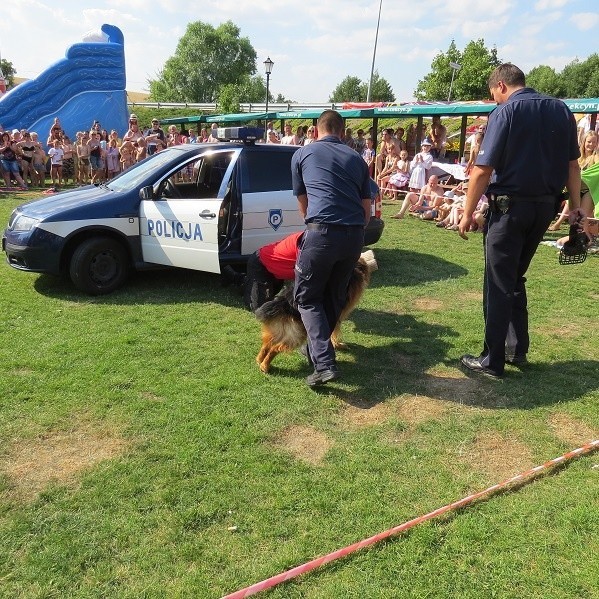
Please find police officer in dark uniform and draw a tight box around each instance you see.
[458,63,582,379]
[291,110,371,386]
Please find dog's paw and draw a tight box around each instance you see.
[332,341,348,350]
[259,362,270,374]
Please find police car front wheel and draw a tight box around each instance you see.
[69,237,130,295]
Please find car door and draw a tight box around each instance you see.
[139,150,237,273]
[239,148,304,255]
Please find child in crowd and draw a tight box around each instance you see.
[62,136,75,184]
[377,144,400,197]
[408,138,434,191]
[17,131,36,187]
[105,138,121,179]
[362,138,376,177]
[87,131,102,183]
[387,149,411,199]
[47,139,64,187]
[31,145,47,187]
[354,129,366,155]
[77,132,91,184]
[119,140,135,170]
[135,137,147,162]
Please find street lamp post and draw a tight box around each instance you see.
[448,61,461,102]
[263,57,274,139]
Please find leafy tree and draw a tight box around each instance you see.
[329,72,395,102]
[329,76,363,102]
[0,58,16,88]
[453,40,500,100]
[415,39,500,101]
[216,84,242,114]
[362,71,395,102]
[216,75,272,113]
[560,54,599,97]
[149,21,257,103]
[583,67,599,98]
[275,93,295,103]
[526,65,565,97]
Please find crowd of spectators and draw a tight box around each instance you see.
[2,114,597,243]
[0,114,216,190]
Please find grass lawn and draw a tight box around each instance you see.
[1,189,598,598]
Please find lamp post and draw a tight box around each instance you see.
[448,61,461,102]
[264,57,274,139]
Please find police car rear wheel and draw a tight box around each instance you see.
[69,237,130,295]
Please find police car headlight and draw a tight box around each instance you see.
[11,215,40,232]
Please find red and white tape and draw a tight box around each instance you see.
[222,439,599,598]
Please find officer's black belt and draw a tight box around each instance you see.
[491,194,556,204]
[306,222,363,231]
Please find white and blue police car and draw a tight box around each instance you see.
[3,127,384,295]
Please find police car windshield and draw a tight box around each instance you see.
[107,149,184,192]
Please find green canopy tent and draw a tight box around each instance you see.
[204,112,279,123]
[158,115,208,126]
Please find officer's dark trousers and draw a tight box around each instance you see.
[480,199,555,375]
[294,225,364,371]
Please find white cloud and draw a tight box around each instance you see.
[461,16,510,39]
[518,10,561,37]
[570,12,599,31]
[534,0,572,9]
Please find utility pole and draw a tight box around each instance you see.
[367,0,383,102]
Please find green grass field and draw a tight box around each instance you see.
[1,189,598,598]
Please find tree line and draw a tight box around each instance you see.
[2,22,597,107]
[149,25,598,104]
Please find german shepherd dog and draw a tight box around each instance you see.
[254,251,377,373]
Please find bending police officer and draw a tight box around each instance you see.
[291,110,371,386]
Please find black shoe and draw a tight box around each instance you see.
[460,354,502,379]
[505,354,528,366]
[298,344,313,367]
[306,368,340,387]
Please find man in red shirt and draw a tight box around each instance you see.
[241,231,304,311]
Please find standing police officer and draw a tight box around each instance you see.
[292,109,371,386]
[458,63,582,378]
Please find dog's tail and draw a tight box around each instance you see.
[360,249,378,272]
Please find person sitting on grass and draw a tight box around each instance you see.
[391,174,444,219]
[433,189,457,225]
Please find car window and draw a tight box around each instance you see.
[107,149,180,192]
[157,151,236,200]
[241,150,295,193]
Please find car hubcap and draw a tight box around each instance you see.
[89,250,118,285]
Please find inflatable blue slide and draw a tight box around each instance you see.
[0,24,128,139]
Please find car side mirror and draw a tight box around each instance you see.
[139,186,154,201]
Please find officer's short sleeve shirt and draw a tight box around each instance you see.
[477,88,579,196]
[291,135,371,226]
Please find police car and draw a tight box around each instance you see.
[3,127,384,295]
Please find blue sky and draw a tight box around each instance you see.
[2,0,597,102]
